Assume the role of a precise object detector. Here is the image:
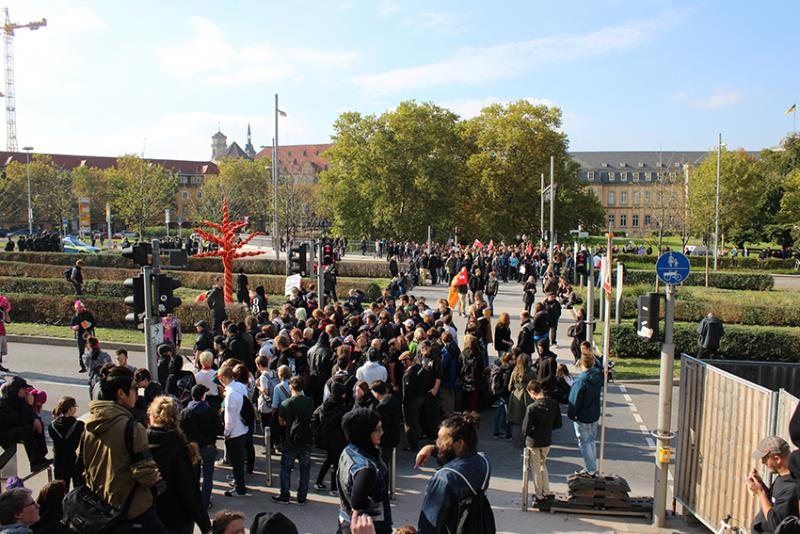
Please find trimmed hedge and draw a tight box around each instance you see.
[624,269,774,290]
[0,263,384,301]
[605,321,800,362]
[0,252,393,278]
[615,253,794,271]
[4,293,249,332]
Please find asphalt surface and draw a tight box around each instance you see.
[1,279,704,533]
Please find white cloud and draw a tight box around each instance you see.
[695,91,743,109]
[402,12,457,30]
[354,14,678,94]
[160,17,358,85]
[440,96,557,119]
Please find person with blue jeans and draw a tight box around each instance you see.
[274,376,313,505]
[491,352,514,439]
[179,384,221,509]
[567,352,603,474]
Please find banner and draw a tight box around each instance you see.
[78,197,91,235]
[285,274,302,296]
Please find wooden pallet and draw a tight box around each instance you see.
[533,495,653,519]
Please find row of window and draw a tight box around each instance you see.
[608,214,650,227]
[178,175,203,185]
[607,191,677,206]
[181,191,203,200]
[587,170,679,183]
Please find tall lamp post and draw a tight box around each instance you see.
[713,133,723,271]
[22,145,33,234]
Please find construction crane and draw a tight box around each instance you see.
[3,8,46,152]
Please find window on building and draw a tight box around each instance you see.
[303,150,307,156]
[181,191,188,200]
[608,171,616,182]
[633,192,640,205]
[620,172,628,182]
[620,214,627,226]
[645,172,652,182]
[608,214,615,227]
[179,175,188,184]
[671,192,678,205]
[587,171,595,181]
[196,191,203,199]
[288,151,292,156]
[633,172,640,182]
[620,192,628,205]
[657,191,664,206]
[632,215,639,227]
[645,191,652,204]
[645,214,652,226]
[608,191,616,205]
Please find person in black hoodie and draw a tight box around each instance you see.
[47,397,84,491]
[180,385,221,511]
[0,376,50,473]
[337,408,392,534]
[307,329,334,407]
[225,324,253,372]
[371,380,402,483]
[147,395,211,534]
[522,379,562,505]
[543,293,562,348]
[312,381,349,494]
[535,339,558,396]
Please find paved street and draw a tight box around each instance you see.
[1,279,703,533]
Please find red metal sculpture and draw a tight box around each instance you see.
[193,198,266,303]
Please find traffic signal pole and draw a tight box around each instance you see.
[317,240,324,306]
[142,265,156,376]
[653,283,676,527]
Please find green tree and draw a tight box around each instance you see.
[4,155,73,231]
[72,165,111,230]
[458,100,603,240]
[106,155,178,241]
[320,102,466,240]
[194,157,272,229]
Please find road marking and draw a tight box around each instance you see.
[633,413,644,423]
[618,385,627,393]
[646,437,655,448]
[639,425,649,433]
[623,393,633,403]
[24,379,85,389]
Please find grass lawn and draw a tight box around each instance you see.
[6,322,144,344]
[613,358,680,381]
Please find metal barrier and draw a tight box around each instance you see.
[521,448,530,511]
[776,389,799,448]
[264,427,273,486]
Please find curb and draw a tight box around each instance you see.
[616,378,680,386]
[7,335,194,357]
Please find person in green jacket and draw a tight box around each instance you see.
[507,352,535,449]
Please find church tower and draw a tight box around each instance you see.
[211,129,227,160]
[244,123,256,159]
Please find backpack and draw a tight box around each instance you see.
[288,406,313,448]
[172,371,196,407]
[489,365,509,396]
[461,355,478,393]
[64,267,73,281]
[239,393,256,427]
[440,455,496,534]
[485,278,499,296]
[310,404,326,449]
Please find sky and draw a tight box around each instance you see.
[6,0,800,161]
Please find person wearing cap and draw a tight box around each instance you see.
[180,384,222,510]
[747,435,800,533]
[0,376,51,474]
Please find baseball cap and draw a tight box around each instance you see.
[403,319,414,329]
[422,309,434,318]
[752,435,790,459]
[194,320,208,329]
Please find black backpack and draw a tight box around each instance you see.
[440,455,496,534]
[489,365,509,396]
[64,267,73,281]
[239,394,255,427]
[461,355,478,393]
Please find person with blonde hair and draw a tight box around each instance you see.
[494,312,513,359]
[147,395,210,534]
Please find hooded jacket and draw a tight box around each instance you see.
[697,315,724,351]
[308,332,333,378]
[82,400,160,520]
[47,415,84,482]
[522,396,563,448]
[567,367,603,424]
[180,400,221,448]
[0,377,36,444]
[146,426,211,533]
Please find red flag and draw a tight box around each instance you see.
[488,239,494,250]
[451,268,469,287]
[473,239,483,249]
[526,244,533,254]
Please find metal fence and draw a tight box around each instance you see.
[674,355,779,532]
[776,389,799,448]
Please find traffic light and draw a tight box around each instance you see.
[156,274,182,316]
[122,243,150,266]
[637,292,661,341]
[322,243,334,266]
[124,274,146,329]
[289,244,308,276]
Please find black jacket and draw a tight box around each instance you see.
[532,311,550,337]
[180,400,221,448]
[147,427,211,533]
[308,334,334,378]
[517,321,536,356]
[317,397,348,452]
[48,415,84,481]
[226,332,254,371]
[402,363,425,404]
[31,513,76,534]
[375,394,402,448]
[543,299,562,324]
[536,351,558,393]
[0,377,36,447]
[522,397,562,448]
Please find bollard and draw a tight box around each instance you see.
[390,448,397,500]
[521,447,530,511]
[264,427,273,487]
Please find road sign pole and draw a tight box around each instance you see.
[142,265,156,376]
[598,233,612,474]
[585,247,595,342]
[615,263,624,325]
[653,283,676,527]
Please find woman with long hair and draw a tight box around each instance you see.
[507,353,536,448]
[523,276,537,314]
[147,395,211,534]
[494,312,513,360]
[48,396,84,491]
[459,334,485,412]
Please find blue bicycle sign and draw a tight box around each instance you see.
[656,252,691,285]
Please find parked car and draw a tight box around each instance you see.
[63,236,100,254]
[112,231,138,239]
[685,245,709,256]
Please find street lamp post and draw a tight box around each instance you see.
[22,146,33,234]
[713,133,722,271]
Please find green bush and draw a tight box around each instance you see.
[605,322,800,361]
[0,252,392,278]
[615,253,793,271]
[3,293,249,331]
[624,269,774,290]
[0,261,386,296]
